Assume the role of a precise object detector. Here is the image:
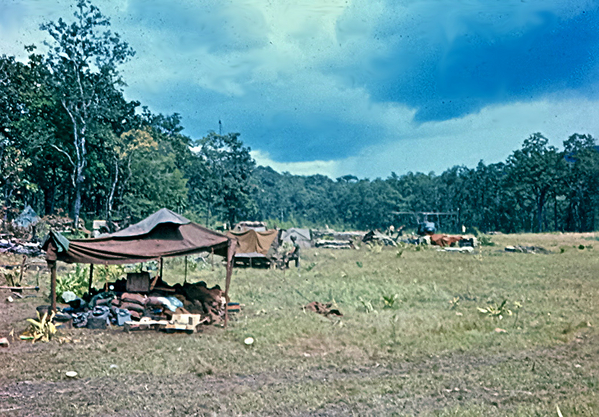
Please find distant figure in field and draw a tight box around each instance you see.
[288,235,301,269]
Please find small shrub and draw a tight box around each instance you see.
[56,264,89,300]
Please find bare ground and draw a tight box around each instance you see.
[1,331,596,416]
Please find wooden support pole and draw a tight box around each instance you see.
[159,257,163,282]
[88,264,94,296]
[224,240,235,329]
[49,261,57,312]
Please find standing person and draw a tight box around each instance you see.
[289,235,301,269]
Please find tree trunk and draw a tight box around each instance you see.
[106,157,118,226]
[537,190,546,233]
[554,195,558,231]
[73,181,82,230]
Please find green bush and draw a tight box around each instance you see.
[56,264,89,301]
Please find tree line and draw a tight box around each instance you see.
[252,131,599,233]
[1,1,598,234]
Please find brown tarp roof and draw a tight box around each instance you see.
[43,208,234,264]
[227,229,278,257]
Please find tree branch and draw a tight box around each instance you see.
[49,144,76,188]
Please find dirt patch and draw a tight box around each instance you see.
[1,332,596,416]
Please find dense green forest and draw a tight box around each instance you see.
[1,1,598,234]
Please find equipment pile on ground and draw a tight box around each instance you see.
[43,277,239,333]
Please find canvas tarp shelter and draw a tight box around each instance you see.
[13,205,40,228]
[281,228,312,248]
[43,208,236,318]
[226,229,278,259]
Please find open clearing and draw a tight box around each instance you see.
[1,233,598,416]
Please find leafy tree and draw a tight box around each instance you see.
[505,133,561,232]
[562,134,599,231]
[192,132,256,227]
[40,0,134,227]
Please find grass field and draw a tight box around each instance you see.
[1,232,598,416]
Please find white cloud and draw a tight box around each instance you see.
[267,96,599,178]
[251,149,342,177]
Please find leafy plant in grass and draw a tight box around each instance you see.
[0,256,27,287]
[23,311,56,343]
[477,299,512,320]
[358,297,377,314]
[382,294,399,308]
[56,264,89,300]
[305,262,317,272]
[1,267,22,287]
[356,261,363,268]
[449,296,460,310]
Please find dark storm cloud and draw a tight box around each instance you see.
[361,6,599,121]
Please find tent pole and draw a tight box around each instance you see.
[159,257,163,282]
[184,256,188,284]
[224,239,235,329]
[49,261,57,312]
[88,264,94,296]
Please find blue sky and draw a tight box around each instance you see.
[1,0,599,178]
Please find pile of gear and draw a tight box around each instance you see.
[53,279,227,330]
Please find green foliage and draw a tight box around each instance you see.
[477,299,514,320]
[477,234,495,246]
[95,265,126,286]
[382,294,399,308]
[56,264,89,300]
[23,311,56,343]
[305,262,317,272]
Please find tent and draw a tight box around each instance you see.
[43,209,236,322]
[281,228,312,248]
[226,229,278,267]
[13,205,40,228]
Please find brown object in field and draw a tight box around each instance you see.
[304,301,343,317]
[430,234,463,247]
[0,337,9,347]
